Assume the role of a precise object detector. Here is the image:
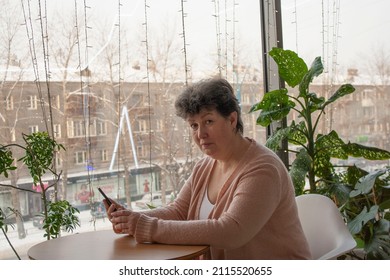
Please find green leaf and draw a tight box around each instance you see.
[365,219,390,260]
[323,84,356,108]
[314,131,345,179]
[43,200,80,239]
[265,127,290,151]
[348,205,379,235]
[269,48,308,88]
[343,142,390,160]
[18,132,65,185]
[350,169,387,197]
[289,149,312,194]
[313,154,334,180]
[344,165,368,186]
[299,57,324,98]
[379,199,390,211]
[316,131,348,159]
[307,93,325,112]
[252,88,295,127]
[288,121,307,146]
[0,148,16,178]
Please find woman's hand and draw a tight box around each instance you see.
[110,209,141,235]
[102,198,124,215]
[102,199,127,233]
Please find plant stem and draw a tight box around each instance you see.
[303,97,316,193]
[1,227,21,260]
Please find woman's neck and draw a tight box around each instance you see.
[216,136,250,171]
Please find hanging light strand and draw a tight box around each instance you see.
[180,0,193,168]
[20,0,48,132]
[116,1,123,181]
[212,0,222,77]
[224,0,230,78]
[144,0,154,196]
[37,0,54,137]
[231,0,237,83]
[180,0,189,86]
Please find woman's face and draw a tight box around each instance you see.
[187,109,237,159]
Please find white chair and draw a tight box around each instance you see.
[295,194,357,260]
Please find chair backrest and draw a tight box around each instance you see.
[295,194,356,260]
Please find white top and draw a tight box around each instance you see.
[199,190,214,219]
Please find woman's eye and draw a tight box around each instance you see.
[190,123,198,130]
[205,120,213,125]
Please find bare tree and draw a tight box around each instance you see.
[365,44,390,88]
[0,0,29,239]
[47,9,86,202]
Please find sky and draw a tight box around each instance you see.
[281,0,390,74]
[3,0,390,81]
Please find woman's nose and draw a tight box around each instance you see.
[197,125,207,138]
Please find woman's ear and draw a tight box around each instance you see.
[229,111,238,128]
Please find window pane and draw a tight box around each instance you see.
[0,0,388,261]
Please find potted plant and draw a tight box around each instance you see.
[0,131,80,259]
[250,47,390,259]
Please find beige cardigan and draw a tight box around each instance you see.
[134,139,312,259]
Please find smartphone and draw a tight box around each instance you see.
[98,187,112,206]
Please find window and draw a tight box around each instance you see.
[55,154,62,168]
[27,95,37,110]
[67,120,85,138]
[5,96,13,110]
[67,119,106,138]
[0,0,389,262]
[241,93,251,105]
[29,125,39,134]
[137,145,148,158]
[96,119,107,136]
[75,151,87,165]
[101,149,108,162]
[156,119,164,131]
[138,119,148,133]
[10,128,16,142]
[56,95,61,109]
[54,124,61,138]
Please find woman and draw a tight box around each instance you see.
[105,78,311,259]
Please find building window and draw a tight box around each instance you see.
[101,149,108,161]
[137,145,147,158]
[55,154,62,168]
[156,119,164,131]
[96,120,107,135]
[67,120,86,138]
[10,129,16,142]
[75,151,87,165]
[27,95,38,110]
[56,95,61,109]
[5,96,13,110]
[138,119,148,133]
[67,119,106,138]
[242,93,251,104]
[54,124,61,138]
[29,125,39,134]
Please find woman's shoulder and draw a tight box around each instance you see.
[245,138,285,165]
[245,137,274,155]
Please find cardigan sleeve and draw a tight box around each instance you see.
[134,155,287,249]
